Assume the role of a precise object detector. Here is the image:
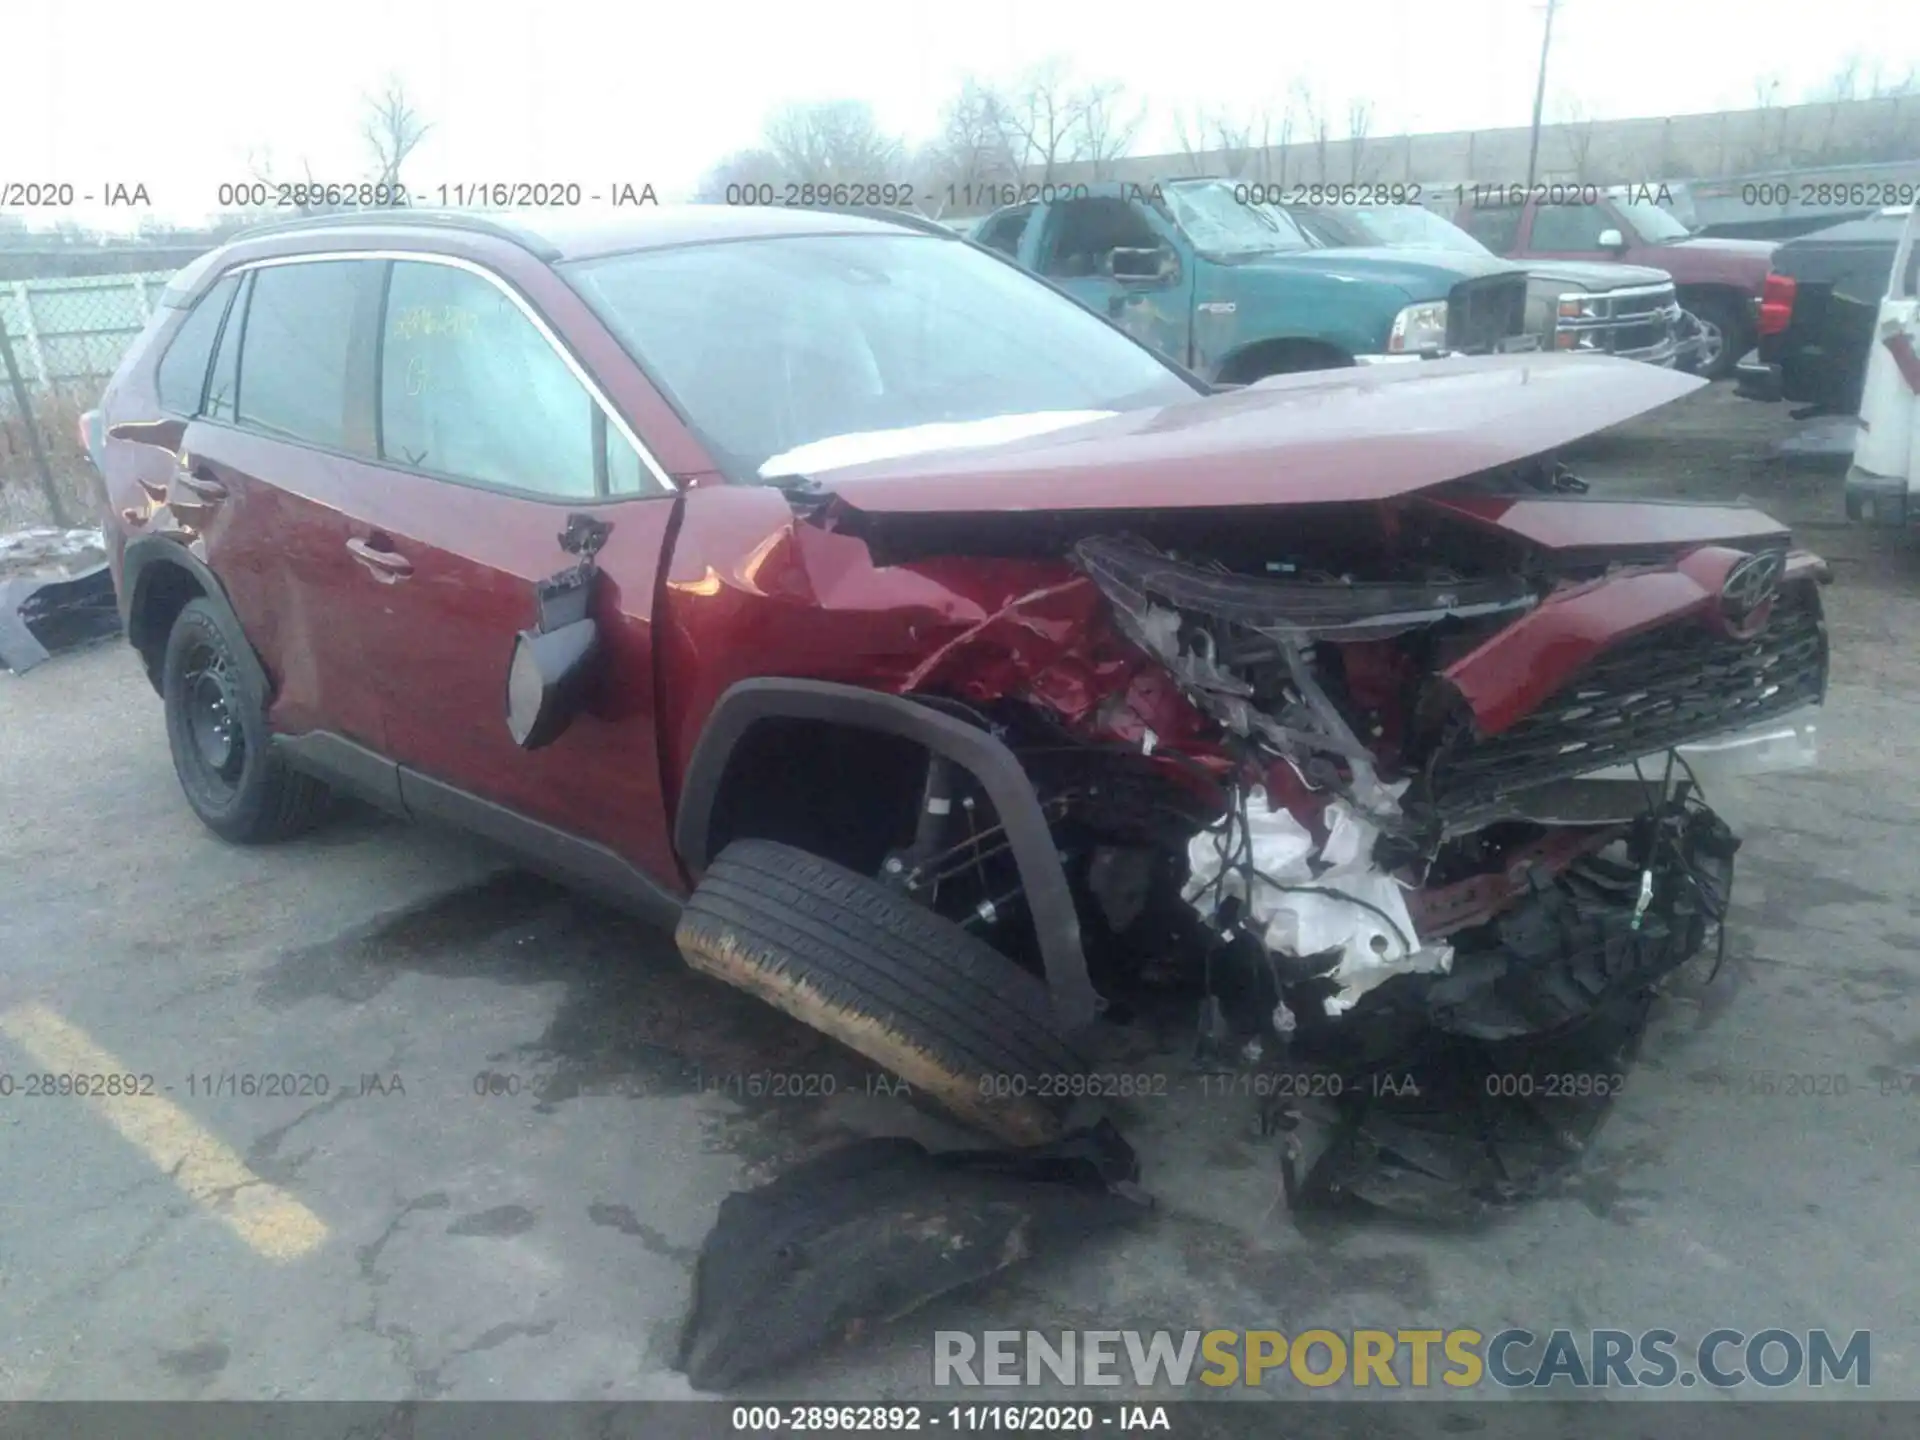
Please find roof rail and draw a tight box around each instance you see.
[232,208,561,260]
[805,204,964,238]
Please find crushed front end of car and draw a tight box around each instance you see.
[669,355,1828,1214]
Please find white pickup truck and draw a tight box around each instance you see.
[1847,203,1920,529]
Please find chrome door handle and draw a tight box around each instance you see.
[345,537,414,581]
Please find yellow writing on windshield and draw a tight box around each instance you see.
[389,304,479,342]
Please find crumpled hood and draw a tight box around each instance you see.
[805,353,1705,515]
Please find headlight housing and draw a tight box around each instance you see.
[1387,300,1448,354]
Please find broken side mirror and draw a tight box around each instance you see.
[505,515,609,750]
[1596,227,1626,252]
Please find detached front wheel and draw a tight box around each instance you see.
[162,599,330,843]
[676,838,1086,1146]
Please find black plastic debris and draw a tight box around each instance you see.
[0,562,120,674]
[1270,990,1656,1223]
[675,1119,1150,1391]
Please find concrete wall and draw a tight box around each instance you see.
[1049,94,1919,190]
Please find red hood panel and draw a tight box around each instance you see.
[813,354,1704,515]
[1422,492,1790,549]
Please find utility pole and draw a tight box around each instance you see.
[1524,0,1558,190]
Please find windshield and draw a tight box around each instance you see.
[1317,205,1493,256]
[1163,181,1315,256]
[1616,198,1692,242]
[563,234,1196,479]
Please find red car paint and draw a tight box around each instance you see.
[96,209,1823,915]
[806,355,1704,515]
[1420,492,1791,551]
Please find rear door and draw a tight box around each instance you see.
[179,256,392,747]
[343,254,682,878]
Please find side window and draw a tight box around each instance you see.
[1528,203,1611,251]
[976,206,1032,257]
[1040,200,1163,279]
[237,261,365,448]
[1460,205,1523,252]
[204,272,251,424]
[155,274,239,416]
[379,261,603,498]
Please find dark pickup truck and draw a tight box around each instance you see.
[1449,186,1776,379]
[975,180,1532,382]
[1738,207,1920,416]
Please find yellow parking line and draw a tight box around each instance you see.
[0,1003,328,1261]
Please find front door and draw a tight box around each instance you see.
[1032,197,1194,366]
[1521,201,1621,261]
[338,255,682,880]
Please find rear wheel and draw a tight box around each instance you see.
[676,838,1086,1145]
[161,599,330,843]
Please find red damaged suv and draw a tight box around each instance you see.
[94,206,1828,1156]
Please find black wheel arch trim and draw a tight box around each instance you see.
[674,677,1101,1033]
[121,537,270,707]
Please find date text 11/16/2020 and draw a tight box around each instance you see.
[212,181,662,210]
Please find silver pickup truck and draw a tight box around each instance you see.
[1288,202,1699,367]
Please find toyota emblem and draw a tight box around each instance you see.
[1720,549,1784,634]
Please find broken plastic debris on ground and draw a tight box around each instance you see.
[0,525,119,674]
[675,1119,1149,1391]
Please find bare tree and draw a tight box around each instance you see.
[761,100,906,187]
[1344,99,1375,182]
[1172,107,1213,176]
[1169,104,1286,182]
[1807,55,1864,103]
[1801,56,1920,162]
[693,148,788,202]
[1293,83,1331,183]
[364,78,432,194]
[1077,80,1145,180]
[1247,106,1288,186]
[246,146,337,216]
[997,59,1088,184]
[923,78,1022,205]
[1551,96,1599,182]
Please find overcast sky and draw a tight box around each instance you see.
[10,0,1918,230]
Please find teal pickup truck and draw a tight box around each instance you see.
[972,179,1534,382]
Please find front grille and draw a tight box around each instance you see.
[1607,284,1674,320]
[1448,274,1528,353]
[1554,284,1679,357]
[1422,582,1827,815]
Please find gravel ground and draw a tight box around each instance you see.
[2,383,1917,1419]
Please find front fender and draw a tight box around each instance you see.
[674,677,1101,1032]
[1193,270,1402,375]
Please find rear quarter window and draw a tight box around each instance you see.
[155,275,240,416]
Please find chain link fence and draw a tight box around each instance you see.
[0,267,193,529]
